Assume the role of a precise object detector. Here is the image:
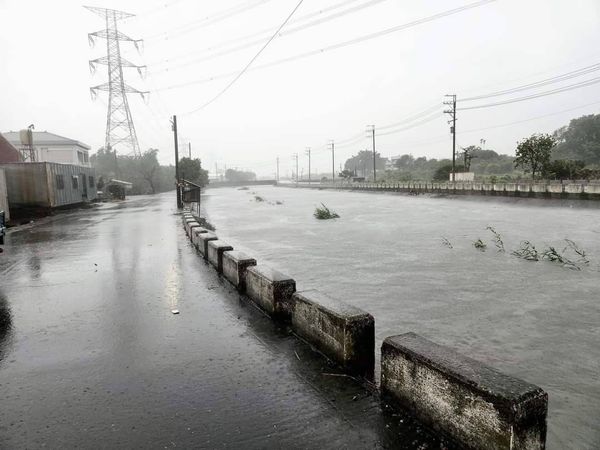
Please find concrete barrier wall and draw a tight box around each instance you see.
[292,289,374,378]
[197,232,218,258]
[245,265,296,319]
[207,240,233,273]
[191,228,209,248]
[180,212,549,447]
[381,333,548,450]
[222,251,256,292]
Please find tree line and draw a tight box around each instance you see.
[341,113,600,182]
[91,148,209,195]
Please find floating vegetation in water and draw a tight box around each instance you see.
[486,226,505,252]
[564,239,589,266]
[314,203,339,220]
[237,186,249,190]
[441,237,453,249]
[254,195,265,202]
[511,241,539,261]
[473,238,487,251]
[275,200,284,205]
[541,246,580,270]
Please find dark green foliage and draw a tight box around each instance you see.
[314,203,339,220]
[544,159,585,180]
[553,114,600,164]
[90,147,176,195]
[179,157,209,187]
[514,133,557,180]
[343,150,387,180]
[225,168,256,182]
[433,163,465,181]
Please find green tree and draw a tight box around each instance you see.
[544,159,585,180]
[433,163,465,181]
[553,114,600,164]
[514,134,556,180]
[339,169,354,180]
[137,149,161,194]
[225,168,256,182]
[343,150,386,180]
[179,157,209,187]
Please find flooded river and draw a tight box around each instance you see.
[202,185,599,450]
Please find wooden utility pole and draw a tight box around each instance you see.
[328,140,335,183]
[276,156,280,182]
[305,147,311,184]
[444,94,457,182]
[188,142,191,159]
[171,115,182,208]
[292,153,298,185]
[366,125,376,181]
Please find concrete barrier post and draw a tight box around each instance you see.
[292,290,374,378]
[381,333,548,450]
[245,265,296,319]
[207,240,234,273]
[197,232,218,259]
[222,251,257,292]
[188,222,202,238]
[191,228,209,248]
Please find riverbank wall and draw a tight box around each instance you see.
[284,180,600,200]
[181,207,548,449]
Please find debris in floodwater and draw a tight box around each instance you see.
[512,240,539,261]
[171,309,179,314]
[237,187,249,190]
[254,195,265,202]
[473,238,486,251]
[441,237,453,249]
[486,226,505,252]
[314,203,339,220]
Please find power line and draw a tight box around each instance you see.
[183,0,305,115]
[154,0,497,93]
[151,0,388,72]
[458,76,600,110]
[146,0,273,41]
[461,62,600,102]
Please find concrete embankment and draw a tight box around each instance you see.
[181,207,548,449]
[286,180,600,201]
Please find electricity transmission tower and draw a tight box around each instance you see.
[85,6,147,157]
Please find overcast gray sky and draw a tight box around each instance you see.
[1,0,599,177]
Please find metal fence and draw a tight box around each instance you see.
[181,179,202,217]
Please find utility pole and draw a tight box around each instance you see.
[292,153,299,185]
[328,140,335,183]
[171,115,182,209]
[85,6,147,157]
[305,147,311,184]
[444,94,457,182]
[188,142,191,158]
[276,157,280,182]
[366,125,376,181]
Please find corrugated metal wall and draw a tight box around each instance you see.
[0,162,96,208]
[0,168,10,221]
[46,163,96,207]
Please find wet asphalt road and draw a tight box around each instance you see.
[0,193,448,449]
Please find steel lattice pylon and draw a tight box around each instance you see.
[85,6,147,157]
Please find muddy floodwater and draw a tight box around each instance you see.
[203,185,600,450]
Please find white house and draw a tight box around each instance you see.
[2,131,91,167]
